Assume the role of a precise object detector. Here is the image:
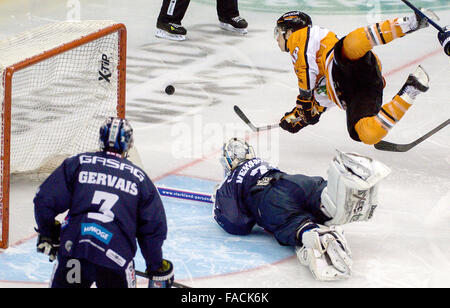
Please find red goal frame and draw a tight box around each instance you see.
[0,23,127,249]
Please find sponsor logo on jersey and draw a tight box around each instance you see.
[81,223,113,244]
[256,177,272,187]
[106,249,126,267]
[79,154,146,182]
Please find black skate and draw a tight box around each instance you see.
[398,65,430,104]
[156,21,187,41]
[219,16,248,34]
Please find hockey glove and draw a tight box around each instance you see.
[295,92,324,125]
[36,220,61,262]
[279,107,309,133]
[147,259,174,288]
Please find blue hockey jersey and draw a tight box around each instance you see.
[34,151,167,271]
[213,158,329,246]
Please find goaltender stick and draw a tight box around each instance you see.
[212,138,390,281]
[275,10,439,145]
[34,117,174,288]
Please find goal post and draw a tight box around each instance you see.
[0,21,127,248]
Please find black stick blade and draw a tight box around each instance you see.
[374,119,449,152]
[233,105,257,131]
[374,141,411,152]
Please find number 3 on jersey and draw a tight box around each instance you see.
[87,190,119,223]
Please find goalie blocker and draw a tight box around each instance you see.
[320,151,391,226]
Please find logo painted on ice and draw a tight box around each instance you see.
[81,223,113,244]
[192,0,449,14]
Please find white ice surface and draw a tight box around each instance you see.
[0,0,449,288]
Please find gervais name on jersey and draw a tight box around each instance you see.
[78,154,146,196]
[79,171,139,196]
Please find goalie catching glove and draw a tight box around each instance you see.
[280,90,324,133]
[296,223,352,281]
[36,220,61,262]
[147,259,174,288]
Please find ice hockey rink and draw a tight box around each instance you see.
[0,0,449,288]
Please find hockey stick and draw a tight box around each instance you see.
[374,118,450,152]
[234,105,302,132]
[157,186,213,204]
[233,105,279,132]
[401,0,445,33]
[135,270,191,288]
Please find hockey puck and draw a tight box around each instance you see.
[165,85,175,95]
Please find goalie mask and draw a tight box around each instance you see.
[220,138,255,173]
[99,117,134,155]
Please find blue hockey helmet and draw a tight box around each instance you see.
[99,117,134,155]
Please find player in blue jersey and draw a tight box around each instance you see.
[34,117,173,288]
[213,138,391,281]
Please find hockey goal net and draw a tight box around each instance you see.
[0,21,127,248]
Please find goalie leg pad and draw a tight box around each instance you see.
[321,151,391,226]
[296,225,352,281]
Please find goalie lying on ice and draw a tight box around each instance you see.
[212,138,391,281]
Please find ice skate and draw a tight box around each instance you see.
[398,65,430,104]
[155,21,187,41]
[219,16,248,34]
[399,8,440,34]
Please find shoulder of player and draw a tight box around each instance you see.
[222,158,262,180]
[287,27,308,53]
[75,151,137,165]
[288,26,335,52]
[233,157,266,173]
[75,151,150,182]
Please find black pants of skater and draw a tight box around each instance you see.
[157,0,239,24]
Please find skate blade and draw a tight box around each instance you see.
[155,29,186,41]
[219,22,248,35]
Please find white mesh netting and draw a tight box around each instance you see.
[0,21,124,246]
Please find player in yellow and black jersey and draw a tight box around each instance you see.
[276,10,437,145]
